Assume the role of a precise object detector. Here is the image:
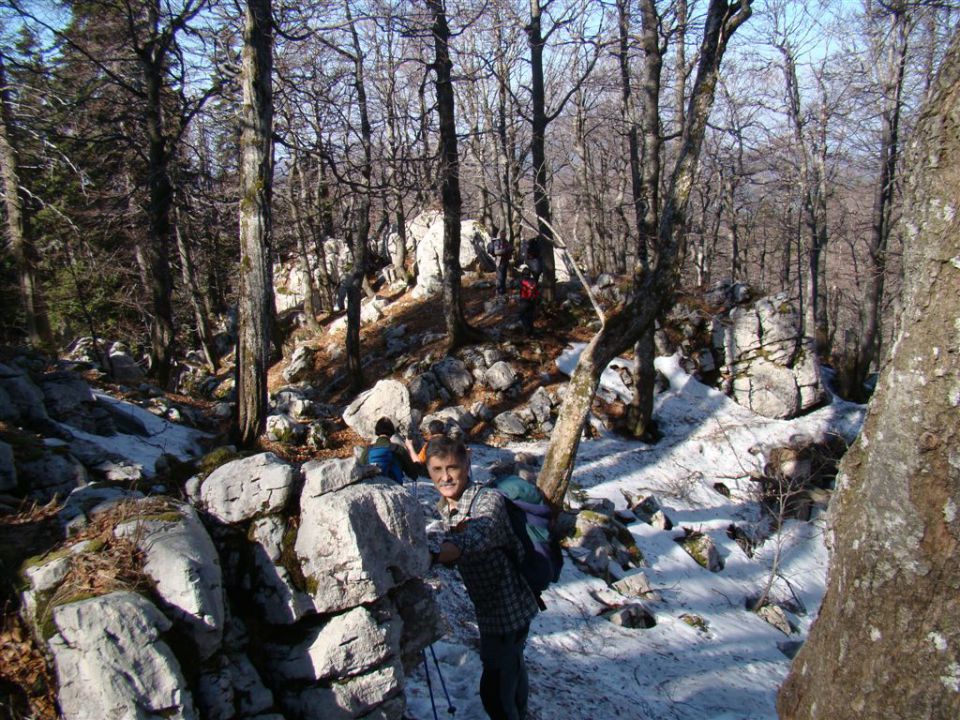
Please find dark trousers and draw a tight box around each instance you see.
[496,261,509,295]
[518,299,536,333]
[479,624,530,720]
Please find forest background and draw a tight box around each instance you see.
[0,0,956,412]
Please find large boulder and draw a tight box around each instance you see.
[713,293,823,419]
[411,211,490,298]
[49,591,197,720]
[343,379,417,440]
[199,452,297,524]
[296,469,430,614]
[115,503,225,660]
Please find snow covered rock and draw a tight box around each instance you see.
[107,347,146,384]
[343,379,417,439]
[49,591,196,720]
[114,503,225,660]
[199,452,296,524]
[296,474,431,614]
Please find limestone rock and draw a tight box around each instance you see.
[484,361,518,391]
[114,503,225,660]
[264,606,398,683]
[265,413,306,444]
[432,357,474,398]
[248,514,316,625]
[492,411,528,437]
[49,591,196,720]
[296,476,430,614]
[283,345,315,383]
[0,362,48,424]
[281,660,403,720]
[343,379,417,439]
[200,452,296,524]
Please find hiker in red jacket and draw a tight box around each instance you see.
[517,265,539,334]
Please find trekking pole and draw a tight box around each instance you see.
[428,644,457,715]
[422,648,440,720]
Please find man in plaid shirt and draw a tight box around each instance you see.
[428,436,540,720]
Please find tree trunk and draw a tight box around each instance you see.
[344,0,373,393]
[846,6,910,402]
[539,0,753,508]
[138,6,177,388]
[174,212,218,372]
[526,0,557,302]
[288,158,320,332]
[778,30,960,718]
[235,0,274,447]
[427,0,479,350]
[0,52,51,348]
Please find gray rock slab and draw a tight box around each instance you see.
[296,477,430,614]
[200,452,296,524]
[115,503,225,660]
[50,591,196,720]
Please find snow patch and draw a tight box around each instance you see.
[941,662,960,692]
[929,632,949,652]
[945,499,958,524]
[870,627,882,642]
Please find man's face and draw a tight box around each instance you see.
[427,452,470,504]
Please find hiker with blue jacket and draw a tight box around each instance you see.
[359,417,421,483]
[427,436,540,720]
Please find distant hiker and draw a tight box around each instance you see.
[427,436,539,720]
[334,276,350,312]
[360,417,420,483]
[517,265,539,334]
[406,419,446,465]
[523,235,543,282]
[490,227,513,297]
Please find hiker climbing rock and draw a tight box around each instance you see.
[360,417,421,483]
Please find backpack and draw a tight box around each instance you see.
[366,443,404,484]
[519,278,539,301]
[483,476,564,603]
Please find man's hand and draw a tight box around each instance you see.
[432,541,462,566]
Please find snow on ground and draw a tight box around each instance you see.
[404,348,865,720]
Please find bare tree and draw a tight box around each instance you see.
[0,50,52,347]
[425,0,481,349]
[235,0,274,447]
[539,0,753,508]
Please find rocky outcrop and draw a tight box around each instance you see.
[410,211,490,298]
[22,451,439,720]
[713,293,824,419]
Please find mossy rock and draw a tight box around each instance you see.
[196,446,243,481]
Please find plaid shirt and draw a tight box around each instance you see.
[438,483,540,635]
